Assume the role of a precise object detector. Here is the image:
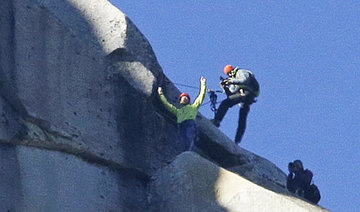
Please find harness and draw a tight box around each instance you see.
[208,90,218,113]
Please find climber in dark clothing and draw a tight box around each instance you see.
[211,65,259,144]
[287,160,321,204]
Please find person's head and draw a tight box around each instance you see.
[290,160,304,173]
[179,93,190,105]
[223,65,237,77]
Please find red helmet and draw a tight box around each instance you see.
[223,65,234,75]
[179,93,190,101]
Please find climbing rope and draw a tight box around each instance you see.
[173,82,199,90]
[163,79,224,114]
[163,79,200,90]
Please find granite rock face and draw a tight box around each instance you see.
[0,0,173,177]
[1,0,174,210]
[0,0,328,211]
[0,144,146,211]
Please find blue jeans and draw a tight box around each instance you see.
[178,120,197,151]
[214,93,253,143]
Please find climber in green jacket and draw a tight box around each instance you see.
[157,77,207,151]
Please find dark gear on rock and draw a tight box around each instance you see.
[286,160,321,204]
[211,65,259,144]
[208,89,223,114]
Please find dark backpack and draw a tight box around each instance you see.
[230,68,260,97]
[305,184,321,204]
[248,73,260,97]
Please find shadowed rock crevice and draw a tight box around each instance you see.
[106,47,137,63]
[196,126,250,168]
[0,115,149,181]
[105,55,183,173]
[124,16,163,79]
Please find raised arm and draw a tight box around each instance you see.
[158,87,178,115]
[193,77,207,108]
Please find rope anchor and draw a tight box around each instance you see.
[208,89,223,114]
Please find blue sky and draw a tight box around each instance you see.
[111,1,359,211]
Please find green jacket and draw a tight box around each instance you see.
[159,81,207,123]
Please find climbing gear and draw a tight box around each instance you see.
[208,90,218,113]
[219,76,229,85]
[207,89,223,114]
[223,65,234,75]
[179,93,190,101]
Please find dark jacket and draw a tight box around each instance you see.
[287,169,313,195]
[227,69,260,97]
[287,169,321,204]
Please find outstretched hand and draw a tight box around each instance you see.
[288,163,294,174]
[200,76,206,83]
[219,79,229,87]
[157,87,163,95]
[223,79,231,85]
